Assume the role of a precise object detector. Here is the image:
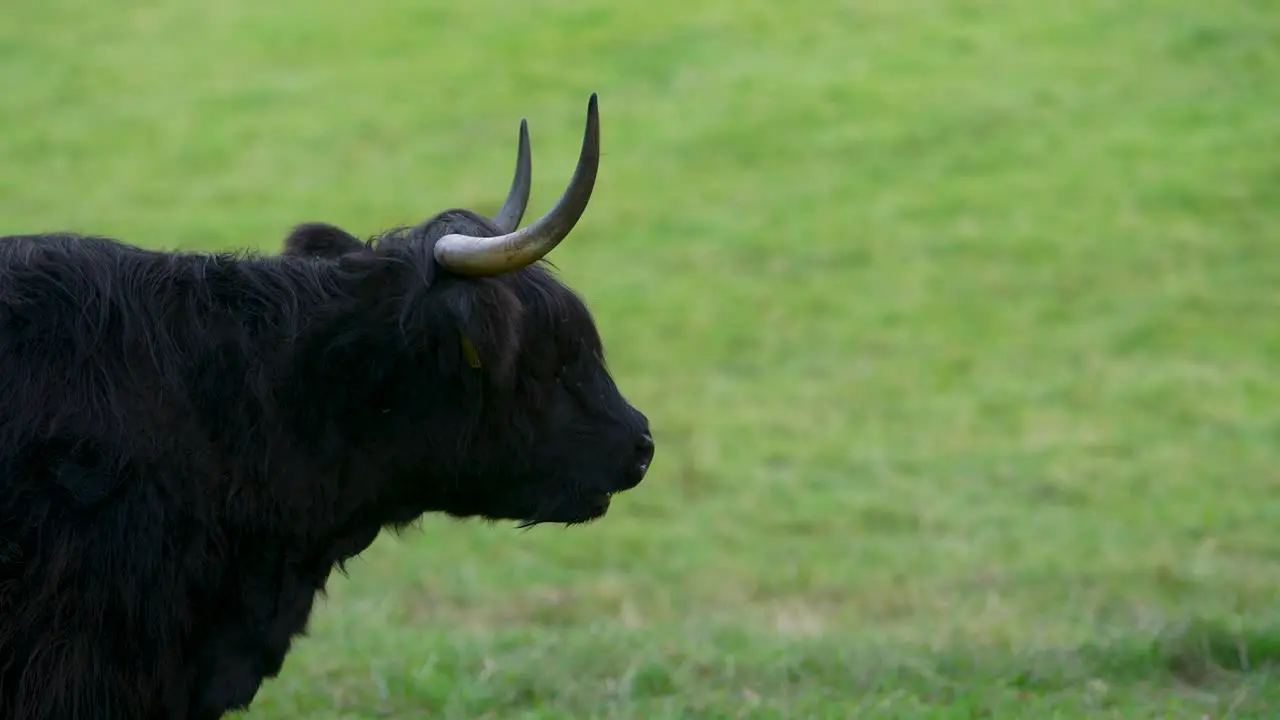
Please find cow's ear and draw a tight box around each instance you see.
[283,223,364,259]
[441,281,522,385]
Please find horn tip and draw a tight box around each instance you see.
[585,94,600,142]
[517,118,530,148]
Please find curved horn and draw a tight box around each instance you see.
[490,118,531,233]
[434,93,600,277]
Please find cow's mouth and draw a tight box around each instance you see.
[516,491,613,529]
[587,490,612,513]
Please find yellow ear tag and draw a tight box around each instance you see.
[460,336,482,369]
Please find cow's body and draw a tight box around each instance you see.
[0,234,362,718]
[0,95,651,719]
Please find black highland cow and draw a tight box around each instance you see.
[0,94,653,719]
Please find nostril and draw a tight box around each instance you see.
[615,433,655,491]
[635,433,655,466]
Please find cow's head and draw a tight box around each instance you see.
[285,95,652,527]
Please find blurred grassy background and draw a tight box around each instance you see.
[3,0,1280,716]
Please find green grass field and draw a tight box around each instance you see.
[4,0,1280,716]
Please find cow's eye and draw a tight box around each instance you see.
[554,364,575,385]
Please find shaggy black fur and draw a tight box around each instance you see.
[0,209,653,719]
